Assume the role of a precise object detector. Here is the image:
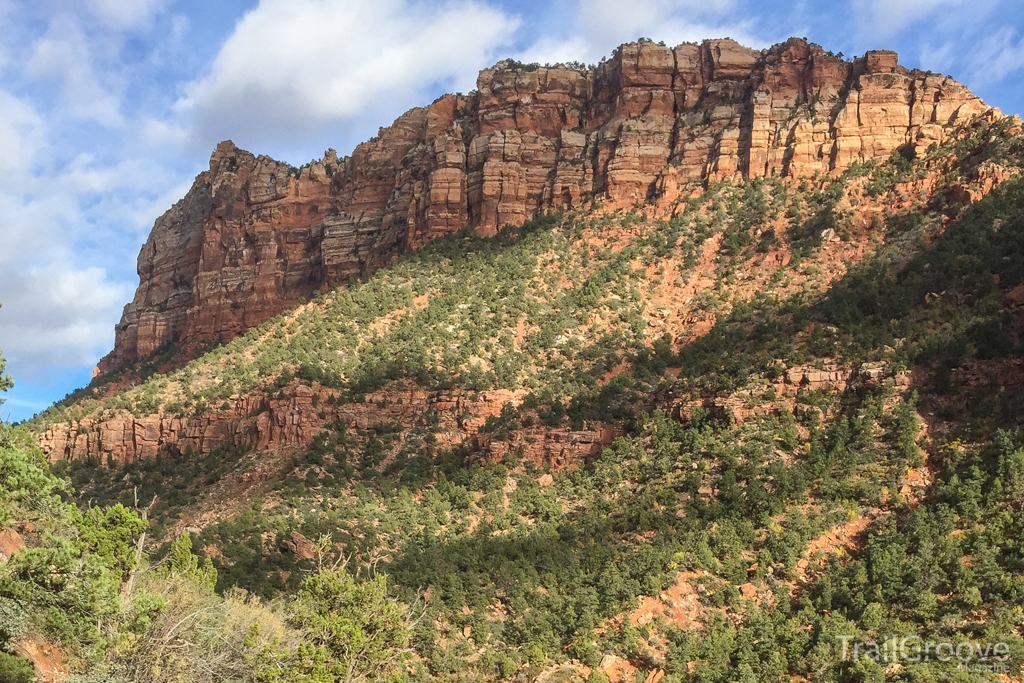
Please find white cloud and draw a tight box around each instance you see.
[0,176,132,377]
[850,0,967,39]
[25,15,125,127]
[0,267,130,374]
[0,161,152,379]
[919,41,956,75]
[967,26,1024,86]
[176,0,520,150]
[0,90,46,178]
[86,0,167,31]
[139,116,190,147]
[0,5,210,401]
[0,85,176,380]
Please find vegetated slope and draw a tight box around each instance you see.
[0,422,417,683]
[24,114,1024,682]
[95,37,988,373]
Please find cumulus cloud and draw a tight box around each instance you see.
[0,90,46,179]
[26,15,125,127]
[176,0,520,151]
[2,12,198,383]
[0,190,131,380]
[0,268,130,375]
[86,0,167,31]
[0,86,170,384]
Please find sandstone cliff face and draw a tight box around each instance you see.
[39,384,620,471]
[98,37,989,372]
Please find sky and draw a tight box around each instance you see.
[0,0,1022,421]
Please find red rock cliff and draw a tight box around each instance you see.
[98,38,989,372]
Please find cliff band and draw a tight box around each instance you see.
[98,38,989,372]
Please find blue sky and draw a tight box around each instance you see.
[1,0,1022,422]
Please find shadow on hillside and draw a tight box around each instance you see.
[673,177,1024,420]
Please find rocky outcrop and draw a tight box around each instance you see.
[38,384,618,470]
[98,37,990,373]
[0,527,25,563]
[279,531,316,561]
[680,360,916,425]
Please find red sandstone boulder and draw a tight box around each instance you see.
[0,527,25,563]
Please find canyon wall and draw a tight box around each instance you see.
[98,37,989,372]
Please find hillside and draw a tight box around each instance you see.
[7,37,1024,683]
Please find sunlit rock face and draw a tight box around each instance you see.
[98,37,989,373]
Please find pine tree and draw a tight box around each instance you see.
[0,318,12,407]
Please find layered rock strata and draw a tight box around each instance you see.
[99,37,989,372]
[39,384,620,470]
